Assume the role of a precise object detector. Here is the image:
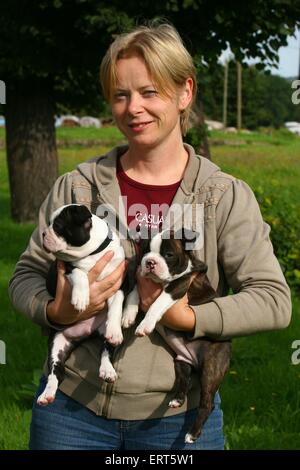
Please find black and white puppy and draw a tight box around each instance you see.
[122,229,231,443]
[38,204,133,406]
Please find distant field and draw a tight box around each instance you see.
[1,127,300,449]
[0,125,123,143]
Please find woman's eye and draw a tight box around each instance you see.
[143,90,157,97]
[113,92,128,100]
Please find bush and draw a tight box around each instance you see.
[185,125,209,151]
[254,186,300,293]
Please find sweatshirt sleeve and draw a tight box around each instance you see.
[191,179,292,339]
[8,173,74,330]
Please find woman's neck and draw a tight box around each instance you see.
[120,138,189,185]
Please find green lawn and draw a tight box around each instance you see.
[1,127,300,449]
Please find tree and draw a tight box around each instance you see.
[201,61,298,129]
[0,0,133,222]
[1,0,299,221]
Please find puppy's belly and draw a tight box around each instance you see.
[74,245,124,279]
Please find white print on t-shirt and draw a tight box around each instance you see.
[135,211,164,227]
[96,197,204,250]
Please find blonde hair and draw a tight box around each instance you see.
[100,22,197,135]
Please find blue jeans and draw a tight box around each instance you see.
[30,376,224,450]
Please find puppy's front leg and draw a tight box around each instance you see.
[105,290,125,346]
[122,285,140,328]
[68,268,89,312]
[135,292,176,337]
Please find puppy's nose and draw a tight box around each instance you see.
[146,259,156,270]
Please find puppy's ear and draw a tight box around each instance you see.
[188,273,216,306]
[190,257,208,274]
[72,205,92,225]
[174,228,200,251]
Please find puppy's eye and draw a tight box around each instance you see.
[84,218,92,230]
[164,252,174,259]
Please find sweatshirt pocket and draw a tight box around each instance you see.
[113,328,177,394]
[144,337,177,393]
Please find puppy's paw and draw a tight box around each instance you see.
[99,363,118,383]
[105,323,123,346]
[168,398,184,408]
[37,376,58,406]
[122,305,139,328]
[71,288,89,312]
[185,433,197,444]
[135,319,156,337]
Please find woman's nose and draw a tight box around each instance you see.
[127,93,143,115]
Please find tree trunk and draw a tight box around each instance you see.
[6,78,58,223]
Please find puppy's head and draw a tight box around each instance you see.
[140,228,206,282]
[43,204,92,253]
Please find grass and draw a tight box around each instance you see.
[1,126,300,449]
[209,128,300,449]
[56,125,124,142]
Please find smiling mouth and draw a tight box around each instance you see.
[129,121,153,131]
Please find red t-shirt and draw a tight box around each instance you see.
[117,157,181,253]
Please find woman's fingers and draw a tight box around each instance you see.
[53,252,128,323]
[96,259,127,287]
[136,270,162,313]
[88,250,115,283]
[55,260,68,301]
[88,257,128,309]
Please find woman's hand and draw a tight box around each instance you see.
[159,294,196,333]
[136,268,196,333]
[46,251,128,325]
[136,267,162,314]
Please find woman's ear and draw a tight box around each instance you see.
[178,77,193,111]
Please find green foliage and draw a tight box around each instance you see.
[211,128,300,293]
[0,1,299,114]
[255,186,300,293]
[199,62,299,129]
[13,369,43,405]
[185,124,209,150]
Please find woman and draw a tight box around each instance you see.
[9,22,291,450]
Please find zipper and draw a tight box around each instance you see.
[102,236,137,417]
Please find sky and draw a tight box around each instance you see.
[219,28,300,78]
[267,29,299,77]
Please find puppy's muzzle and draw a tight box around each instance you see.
[42,227,67,254]
[145,259,157,272]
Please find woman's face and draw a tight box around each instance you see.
[111,55,192,150]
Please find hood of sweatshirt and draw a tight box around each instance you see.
[77,143,220,194]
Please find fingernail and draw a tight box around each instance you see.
[106,250,114,257]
